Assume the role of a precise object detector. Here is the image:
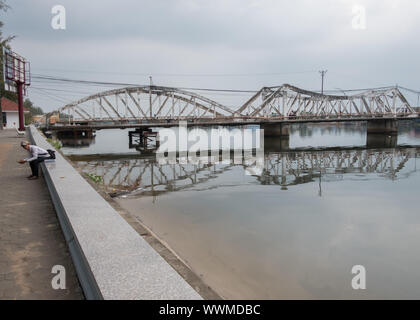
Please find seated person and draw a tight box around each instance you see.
[18,141,54,180]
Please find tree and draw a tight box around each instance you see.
[24,98,44,124]
[0,0,16,129]
[0,1,14,47]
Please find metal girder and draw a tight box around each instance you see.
[102,96,124,119]
[118,92,137,119]
[236,84,417,119]
[57,84,417,123]
[235,88,265,114]
[127,92,148,118]
[59,86,234,122]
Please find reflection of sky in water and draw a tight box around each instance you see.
[398,122,420,145]
[63,122,420,299]
[61,128,139,155]
[117,171,420,299]
[290,123,366,148]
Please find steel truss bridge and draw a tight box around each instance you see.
[54,84,419,128]
[73,147,420,198]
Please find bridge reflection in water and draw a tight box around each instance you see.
[70,146,420,199]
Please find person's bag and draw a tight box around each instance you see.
[47,149,56,159]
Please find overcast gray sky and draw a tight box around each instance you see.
[3,0,420,112]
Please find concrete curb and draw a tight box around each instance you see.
[27,125,201,300]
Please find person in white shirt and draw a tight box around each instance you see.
[18,141,53,180]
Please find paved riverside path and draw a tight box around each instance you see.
[29,126,202,300]
[0,129,83,299]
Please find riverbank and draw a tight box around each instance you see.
[28,126,204,299]
[63,124,420,299]
[70,162,221,300]
[0,129,83,299]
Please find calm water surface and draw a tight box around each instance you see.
[62,122,420,299]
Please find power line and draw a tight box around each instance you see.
[32,68,319,77]
[32,75,136,87]
[31,74,260,93]
[30,86,97,95]
[30,87,73,104]
[30,73,420,98]
[397,86,420,94]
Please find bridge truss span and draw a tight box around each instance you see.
[237,84,417,119]
[56,84,418,125]
[59,86,235,122]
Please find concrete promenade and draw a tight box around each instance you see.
[0,129,83,299]
[28,126,202,300]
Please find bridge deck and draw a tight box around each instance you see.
[49,115,419,130]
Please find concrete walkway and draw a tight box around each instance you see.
[0,129,83,300]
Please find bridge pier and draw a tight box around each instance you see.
[261,123,290,137]
[260,124,290,152]
[129,128,159,151]
[366,134,398,148]
[264,137,290,152]
[366,119,398,135]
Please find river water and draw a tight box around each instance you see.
[61,121,420,299]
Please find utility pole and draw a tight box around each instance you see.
[149,76,153,118]
[319,70,327,95]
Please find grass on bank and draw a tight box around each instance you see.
[85,172,103,184]
[47,138,62,150]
